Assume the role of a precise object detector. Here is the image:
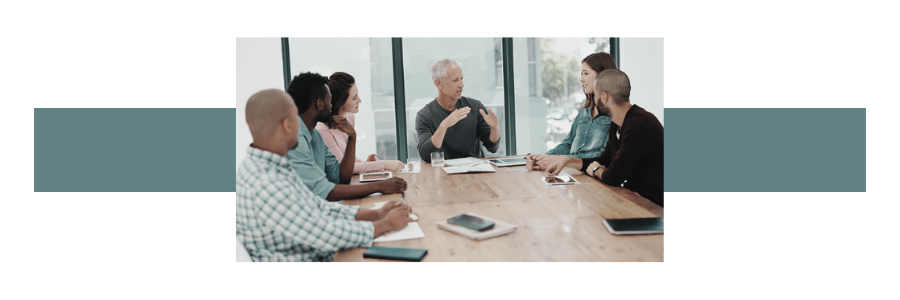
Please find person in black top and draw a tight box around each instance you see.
[545,69,664,207]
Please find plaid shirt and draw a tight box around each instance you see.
[237,146,374,262]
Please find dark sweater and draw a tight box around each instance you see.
[415,96,500,162]
[581,105,664,206]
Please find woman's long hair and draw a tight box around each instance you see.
[327,72,355,117]
[581,52,618,109]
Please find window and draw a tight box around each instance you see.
[512,37,611,154]
[400,38,507,159]
[288,38,398,160]
[284,37,615,161]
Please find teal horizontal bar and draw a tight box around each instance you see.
[664,108,865,192]
[34,108,236,192]
[34,108,865,193]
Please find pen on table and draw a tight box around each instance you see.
[401,190,419,220]
[525,153,538,163]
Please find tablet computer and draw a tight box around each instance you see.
[359,171,392,182]
[488,157,527,167]
[602,218,664,235]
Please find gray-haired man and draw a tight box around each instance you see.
[415,59,501,162]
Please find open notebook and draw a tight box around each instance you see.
[442,157,495,174]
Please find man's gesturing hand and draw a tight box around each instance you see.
[440,106,471,129]
[480,107,499,129]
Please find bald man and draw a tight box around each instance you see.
[236,89,411,262]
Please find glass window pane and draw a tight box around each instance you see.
[513,37,611,154]
[402,38,506,159]
[288,38,398,160]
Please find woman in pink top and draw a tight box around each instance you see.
[317,72,404,174]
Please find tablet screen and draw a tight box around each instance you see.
[490,158,525,165]
[361,173,390,181]
[544,175,577,184]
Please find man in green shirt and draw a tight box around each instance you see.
[287,72,407,201]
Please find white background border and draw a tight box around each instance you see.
[11,0,897,299]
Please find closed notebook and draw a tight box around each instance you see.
[437,212,517,240]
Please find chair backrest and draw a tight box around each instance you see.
[236,236,253,262]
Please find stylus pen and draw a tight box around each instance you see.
[401,191,405,206]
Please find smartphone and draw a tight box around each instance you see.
[602,218,664,235]
[447,214,495,231]
[363,246,428,261]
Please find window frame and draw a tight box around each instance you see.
[281,37,620,161]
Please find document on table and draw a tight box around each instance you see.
[373,222,425,242]
[443,163,496,174]
[442,157,494,174]
[443,157,486,166]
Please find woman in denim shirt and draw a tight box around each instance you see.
[526,52,617,170]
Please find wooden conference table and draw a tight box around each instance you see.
[334,157,664,262]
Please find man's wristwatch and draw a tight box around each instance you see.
[592,166,601,176]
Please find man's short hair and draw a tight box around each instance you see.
[287,72,329,113]
[595,69,631,104]
[431,59,462,84]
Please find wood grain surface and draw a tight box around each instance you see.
[334,157,663,262]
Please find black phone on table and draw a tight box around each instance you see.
[602,218,664,235]
[447,214,495,231]
[363,246,428,261]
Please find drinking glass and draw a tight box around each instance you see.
[431,152,444,167]
[407,157,421,172]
